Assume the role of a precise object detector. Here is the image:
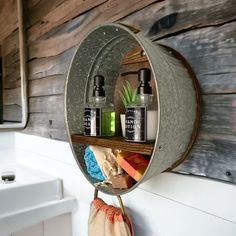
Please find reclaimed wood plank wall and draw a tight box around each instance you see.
[0,1,21,122]
[0,0,236,182]
[2,28,22,122]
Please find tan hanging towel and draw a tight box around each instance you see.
[88,190,134,236]
[89,145,122,179]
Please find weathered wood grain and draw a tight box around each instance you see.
[3,62,20,89]
[25,0,65,27]
[3,104,22,122]
[28,0,159,58]
[121,0,236,40]
[25,94,66,141]
[175,93,236,181]
[159,21,236,94]
[3,88,22,106]
[2,31,20,88]
[2,48,19,67]
[1,29,19,57]
[24,0,41,9]
[201,94,236,136]
[3,77,21,90]
[28,13,86,59]
[29,75,66,97]
[23,113,67,140]
[27,0,107,42]
[28,47,75,80]
[1,27,21,123]
[1,28,19,82]
[175,132,236,183]
[28,1,236,94]
[29,95,64,114]
[0,0,18,42]
[23,127,68,141]
[28,113,65,128]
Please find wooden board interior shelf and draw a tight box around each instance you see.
[71,134,154,155]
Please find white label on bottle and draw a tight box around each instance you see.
[84,107,101,136]
[125,106,147,142]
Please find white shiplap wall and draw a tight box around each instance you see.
[0,132,72,236]
[1,132,236,236]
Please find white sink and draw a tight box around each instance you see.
[0,165,76,235]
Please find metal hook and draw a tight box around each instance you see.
[93,188,126,216]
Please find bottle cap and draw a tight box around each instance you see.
[137,68,152,94]
[94,75,104,86]
[93,75,105,97]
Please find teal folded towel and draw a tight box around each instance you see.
[84,146,105,181]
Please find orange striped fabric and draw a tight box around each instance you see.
[88,198,134,236]
[92,198,126,223]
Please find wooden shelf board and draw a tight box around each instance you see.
[71,134,154,155]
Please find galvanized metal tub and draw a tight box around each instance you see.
[65,23,200,195]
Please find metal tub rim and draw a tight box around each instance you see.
[65,23,201,195]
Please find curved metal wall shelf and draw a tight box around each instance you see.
[65,23,201,195]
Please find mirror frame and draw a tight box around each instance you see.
[0,0,28,129]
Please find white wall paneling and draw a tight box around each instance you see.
[44,213,72,236]
[13,223,43,236]
[0,132,16,165]
[14,133,236,235]
[0,132,236,236]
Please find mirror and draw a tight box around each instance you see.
[0,0,27,129]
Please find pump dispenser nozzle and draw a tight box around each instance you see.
[138,68,152,95]
[93,75,105,97]
[124,67,157,142]
[84,74,115,137]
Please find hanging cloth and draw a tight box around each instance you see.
[88,189,134,236]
